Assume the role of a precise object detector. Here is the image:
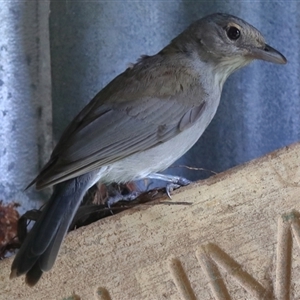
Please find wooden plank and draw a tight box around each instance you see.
[1,143,300,300]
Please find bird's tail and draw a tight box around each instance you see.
[10,173,93,286]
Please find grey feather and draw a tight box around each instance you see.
[34,62,206,189]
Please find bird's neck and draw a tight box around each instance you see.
[164,35,253,89]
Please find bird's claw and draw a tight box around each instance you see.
[165,177,191,199]
[166,183,180,199]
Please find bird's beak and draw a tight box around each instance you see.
[249,44,287,64]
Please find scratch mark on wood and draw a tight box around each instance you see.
[169,257,197,300]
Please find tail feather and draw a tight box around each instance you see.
[31,182,79,256]
[25,261,43,287]
[39,214,73,272]
[11,173,95,285]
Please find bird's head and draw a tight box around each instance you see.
[171,13,286,78]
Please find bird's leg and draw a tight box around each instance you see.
[106,191,141,207]
[106,173,191,207]
[147,173,191,198]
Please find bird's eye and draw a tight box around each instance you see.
[226,26,240,40]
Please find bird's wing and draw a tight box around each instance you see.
[33,55,206,189]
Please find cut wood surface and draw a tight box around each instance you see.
[1,143,300,300]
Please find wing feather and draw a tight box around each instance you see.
[34,54,206,189]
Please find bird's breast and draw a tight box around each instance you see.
[100,91,221,184]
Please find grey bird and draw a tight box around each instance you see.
[10,13,286,286]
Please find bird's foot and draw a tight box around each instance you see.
[165,183,180,198]
[147,173,191,198]
[106,191,141,207]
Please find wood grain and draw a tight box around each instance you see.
[1,142,300,300]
